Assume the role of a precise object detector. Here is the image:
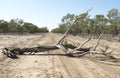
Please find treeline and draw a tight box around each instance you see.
[0,18,49,34]
[51,8,120,36]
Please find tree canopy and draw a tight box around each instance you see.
[0,18,49,34]
[51,8,120,36]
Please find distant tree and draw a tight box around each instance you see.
[75,12,90,35]
[39,27,49,33]
[8,19,18,33]
[52,8,120,37]
[8,18,24,34]
[0,20,8,34]
[107,8,120,36]
[51,13,75,34]
[0,18,49,34]
[61,13,75,25]
[23,22,38,33]
[15,19,24,34]
[93,14,108,35]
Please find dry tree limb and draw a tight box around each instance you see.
[56,45,68,53]
[68,38,92,57]
[89,42,116,60]
[88,34,103,55]
[56,8,93,54]
[103,50,116,59]
[73,38,91,51]
[86,8,93,13]
[64,38,92,57]
[2,45,59,59]
[100,46,116,59]
[92,34,103,51]
[2,44,78,58]
[56,15,83,45]
[2,47,18,58]
[56,26,71,45]
[89,50,116,59]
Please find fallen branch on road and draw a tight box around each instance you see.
[1,9,116,60]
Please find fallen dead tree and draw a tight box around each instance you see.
[1,13,92,58]
[1,30,115,59]
[1,9,116,60]
[1,43,90,58]
[2,32,115,59]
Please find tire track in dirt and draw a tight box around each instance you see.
[0,33,62,78]
[66,35,120,78]
[51,33,84,78]
[0,34,45,61]
[1,33,120,78]
[78,59,112,78]
[0,34,47,78]
[58,56,83,78]
[52,33,120,78]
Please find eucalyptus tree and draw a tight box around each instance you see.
[23,22,38,33]
[74,12,90,35]
[8,18,24,34]
[0,20,8,34]
[8,19,18,33]
[15,19,24,34]
[93,14,108,35]
[52,13,75,34]
[107,8,120,36]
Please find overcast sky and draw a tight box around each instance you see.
[0,0,120,30]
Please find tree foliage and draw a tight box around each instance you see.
[0,18,49,34]
[52,8,120,36]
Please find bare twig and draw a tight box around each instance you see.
[86,8,93,13]
[89,50,116,59]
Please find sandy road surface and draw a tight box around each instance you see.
[0,33,120,78]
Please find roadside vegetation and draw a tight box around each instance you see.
[51,8,120,37]
[0,18,49,34]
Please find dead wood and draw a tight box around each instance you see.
[1,9,116,60]
[56,16,82,45]
[1,44,78,58]
[2,47,18,58]
[92,34,103,51]
[2,43,93,58]
[56,27,71,45]
[73,38,91,51]
[2,33,116,59]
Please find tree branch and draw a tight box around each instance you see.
[72,38,91,51]
[56,17,81,45]
[92,34,103,51]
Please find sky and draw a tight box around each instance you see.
[0,0,120,30]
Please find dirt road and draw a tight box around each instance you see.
[0,33,120,78]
